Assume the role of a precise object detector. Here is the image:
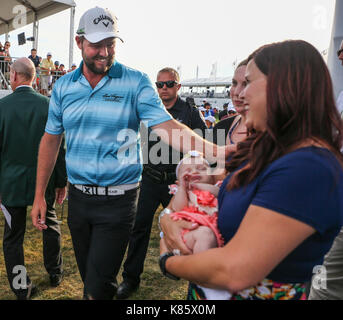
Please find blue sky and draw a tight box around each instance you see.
[0,0,336,81]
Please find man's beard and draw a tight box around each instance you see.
[82,50,114,75]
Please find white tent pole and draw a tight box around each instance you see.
[5,22,9,41]
[69,6,75,69]
[327,0,343,99]
[33,13,39,50]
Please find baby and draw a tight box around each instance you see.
[169,151,224,254]
[166,151,231,300]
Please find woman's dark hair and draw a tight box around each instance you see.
[226,40,343,190]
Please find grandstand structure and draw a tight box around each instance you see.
[1,0,343,99]
[0,0,76,97]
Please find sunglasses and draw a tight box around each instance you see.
[155,81,178,89]
[337,49,343,57]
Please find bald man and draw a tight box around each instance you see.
[0,58,67,299]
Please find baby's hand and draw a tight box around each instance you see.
[189,183,220,197]
[179,173,190,189]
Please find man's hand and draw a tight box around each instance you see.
[31,197,48,231]
[55,187,67,205]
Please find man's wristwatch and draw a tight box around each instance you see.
[159,252,180,281]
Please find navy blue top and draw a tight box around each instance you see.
[28,55,40,68]
[218,147,343,283]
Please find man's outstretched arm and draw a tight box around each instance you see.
[152,119,236,170]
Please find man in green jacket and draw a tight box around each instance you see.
[0,58,67,300]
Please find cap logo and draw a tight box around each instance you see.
[93,15,114,28]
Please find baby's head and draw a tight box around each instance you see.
[176,151,214,185]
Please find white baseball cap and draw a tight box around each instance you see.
[47,52,52,56]
[76,7,124,43]
[205,116,216,123]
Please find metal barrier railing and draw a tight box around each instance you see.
[0,57,11,89]
[0,68,10,89]
[181,92,231,99]
[0,57,70,93]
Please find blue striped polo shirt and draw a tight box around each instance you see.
[45,61,172,186]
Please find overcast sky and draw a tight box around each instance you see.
[0,0,336,81]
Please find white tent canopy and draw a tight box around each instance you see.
[0,0,76,67]
[0,0,75,35]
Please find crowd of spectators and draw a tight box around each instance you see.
[196,100,237,129]
[27,49,76,96]
[0,41,12,89]
[0,42,76,96]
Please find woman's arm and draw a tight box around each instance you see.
[161,205,315,292]
[160,210,199,255]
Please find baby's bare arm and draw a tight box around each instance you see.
[189,183,220,197]
[172,185,189,211]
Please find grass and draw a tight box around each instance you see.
[0,203,188,300]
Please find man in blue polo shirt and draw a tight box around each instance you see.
[28,48,40,68]
[31,7,232,300]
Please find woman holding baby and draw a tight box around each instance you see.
[159,40,343,300]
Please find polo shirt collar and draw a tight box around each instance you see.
[72,60,123,82]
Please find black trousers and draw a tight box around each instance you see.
[67,184,139,300]
[2,200,62,297]
[122,175,173,286]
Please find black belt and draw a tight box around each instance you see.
[143,165,177,184]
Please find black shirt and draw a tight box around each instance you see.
[212,115,238,146]
[219,109,228,120]
[142,96,207,173]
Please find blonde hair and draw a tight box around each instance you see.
[157,67,180,83]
